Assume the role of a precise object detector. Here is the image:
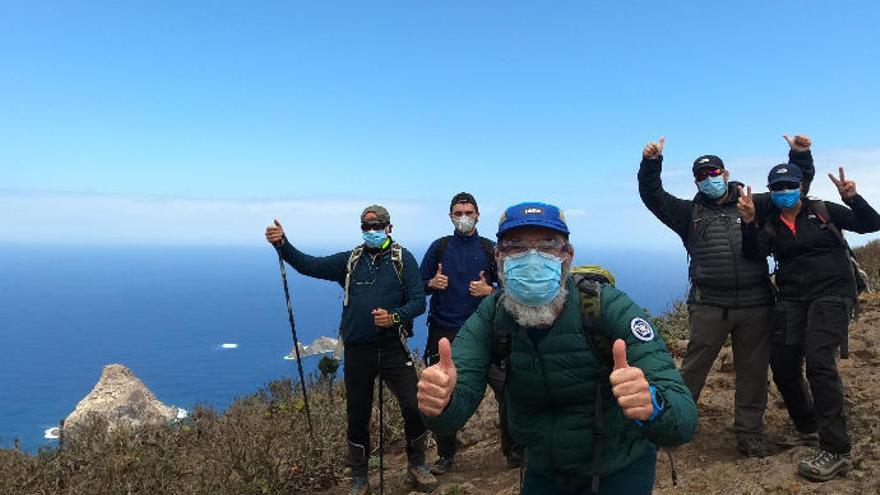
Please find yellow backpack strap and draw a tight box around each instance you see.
[390,243,404,284]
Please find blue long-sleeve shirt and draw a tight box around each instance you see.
[419,231,497,331]
[279,238,426,345]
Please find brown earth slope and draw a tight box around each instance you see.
[335,296,880,495]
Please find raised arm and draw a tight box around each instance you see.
[637,137,693,241]
[825,167,880,234]
[265,219,349,283]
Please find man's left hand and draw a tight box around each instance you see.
[609,339,654,421]
[829,166,857,200]
[468,271,493,297]
[372,308,394,328]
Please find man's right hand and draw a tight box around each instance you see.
[427,263,448,290]
[642,137,666,160]
[737,185,756,224]
[265,219,285,246]
[418,337,457,416]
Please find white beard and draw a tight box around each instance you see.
[499,260,571,329]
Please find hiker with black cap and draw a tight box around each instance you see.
[418,201,697,495]
[738,162,880,481]
[265,205,436,494]
[419,192,522,474]
[638,135,814,457]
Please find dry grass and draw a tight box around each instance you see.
[0,376,408,495]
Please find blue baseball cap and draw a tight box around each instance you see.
[497,202,570,238]
[767,163,804,187]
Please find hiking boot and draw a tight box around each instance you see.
[407,463,438,491]
[775,428,820,448]
[349,475,371,495]
[736,436,768,458]
[797,449,852,481]
[430,456,454,475]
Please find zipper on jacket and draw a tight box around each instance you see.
[721,211,740,307]
[537,351,558,475]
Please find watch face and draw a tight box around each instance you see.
[392,313,401,323]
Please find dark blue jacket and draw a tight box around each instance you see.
[419,231,497,331]
[279,238,426,345]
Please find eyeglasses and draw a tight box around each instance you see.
[498,237,567,255]
[360,222,388,232]
[770,181,800,192]
[694,168,724,181]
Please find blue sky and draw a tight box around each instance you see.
[2,1,879,250]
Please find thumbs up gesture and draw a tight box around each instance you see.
[783,134,812,152]
[265,219,285,246]
[418,338,458,416]
[428,263,449,290]
[642,136,666,160]
[609,339,654,421]
[468,271,493,297]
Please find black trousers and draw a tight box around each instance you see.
[344,336,426,476]
[771,296,853,454]
[424,324,518,459]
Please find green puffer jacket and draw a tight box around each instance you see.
[423,280,697,488]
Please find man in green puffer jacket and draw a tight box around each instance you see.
[418,201,697,494]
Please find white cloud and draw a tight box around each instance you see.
[3,147,878,248]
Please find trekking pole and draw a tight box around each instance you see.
[275,247,315,445]
[378,339,385,495]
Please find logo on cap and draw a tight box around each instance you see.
[523,207,544,215]
[698,158,710,164]
[777,168,788,174]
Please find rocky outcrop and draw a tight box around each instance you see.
[62,364,180,435]
[286,336,342,360]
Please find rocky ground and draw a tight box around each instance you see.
[322,296,880,495]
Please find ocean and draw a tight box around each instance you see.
[0,244,687,452]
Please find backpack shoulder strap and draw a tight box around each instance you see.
[390,243,404,279]
[574,278,614,370]
[479,237,498,280]
[343,246,364,306]
[435,236,453,265]
[809,200,849,248]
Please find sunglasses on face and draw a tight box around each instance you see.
[770,182,801,192]
[360,222,388,232]
[694,168,724,181]
[499,237,567,255]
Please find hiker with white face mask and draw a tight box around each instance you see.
[419,192,522,475]
[418,202,696,495]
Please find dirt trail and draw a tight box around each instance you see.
[322,297,880,495]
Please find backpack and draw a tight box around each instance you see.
[343,243,414,339]
[809,200,872,297]
[491,265,615,494]
[436,235,497,282]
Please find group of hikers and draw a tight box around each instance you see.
[264,134,880,495]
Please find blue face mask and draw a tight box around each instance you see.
[362,229,387,248]
[771,189,801,209]
[697,175,727,199]
[502,250,563,307]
